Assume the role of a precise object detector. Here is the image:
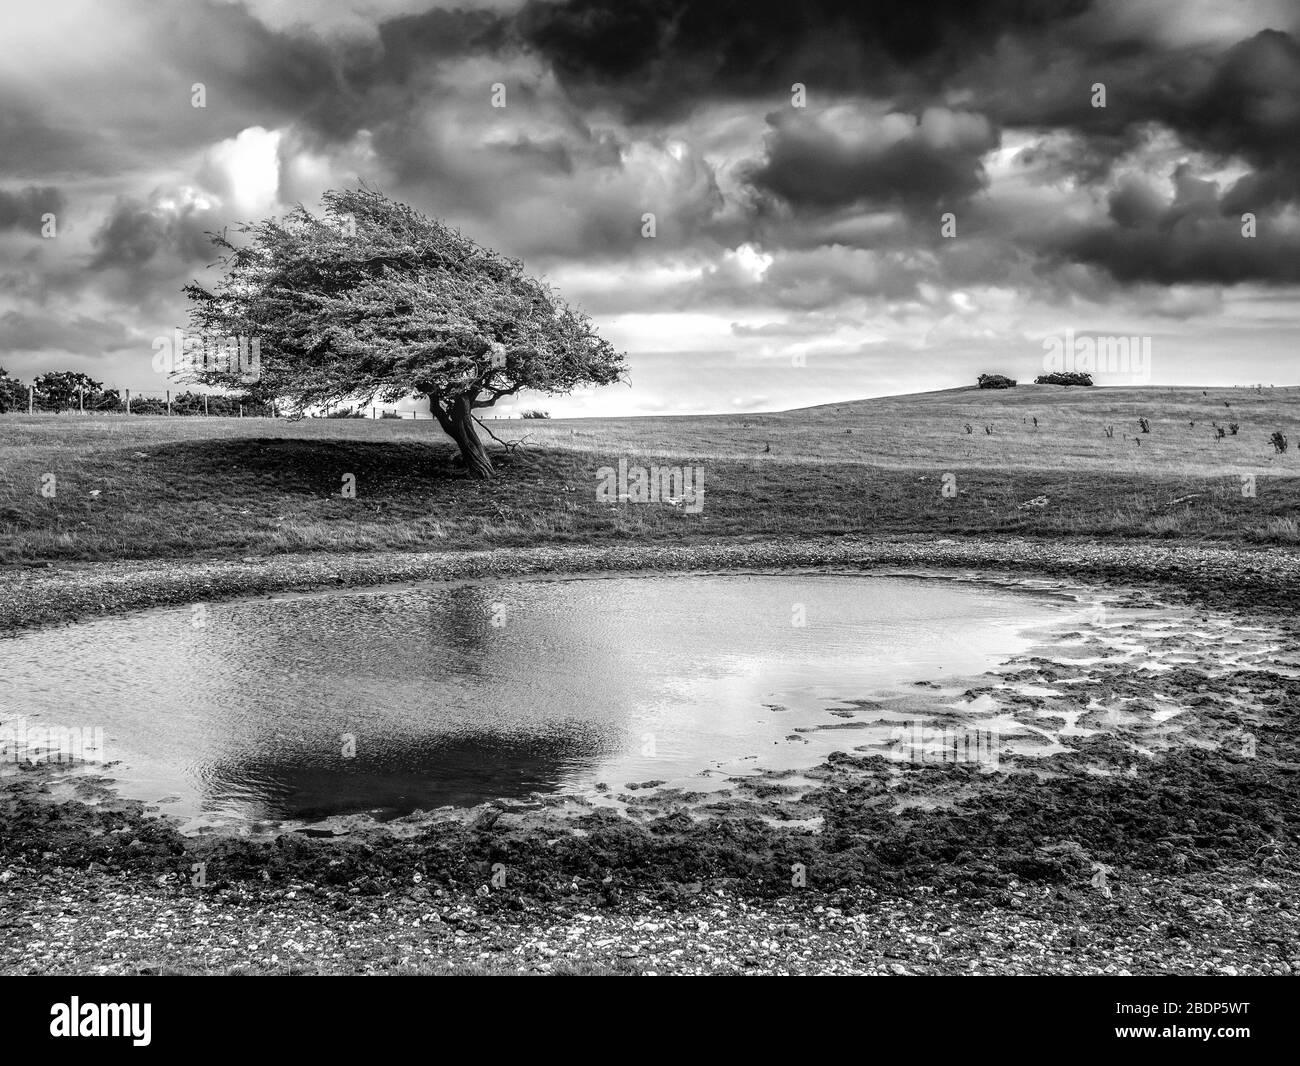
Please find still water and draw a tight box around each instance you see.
[1,571,1076,827]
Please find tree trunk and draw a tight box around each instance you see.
[433,394,495,479]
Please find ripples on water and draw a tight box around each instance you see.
[1,571,1070,826]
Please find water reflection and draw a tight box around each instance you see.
[205,726,608,820]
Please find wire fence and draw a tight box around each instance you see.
[1,386,277,418]
[317,406,438,420]
[2,385,450,419]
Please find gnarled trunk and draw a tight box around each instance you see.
[432,394,495,479]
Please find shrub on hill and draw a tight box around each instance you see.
[1036,372,1094,386]
[977,374,1016,389]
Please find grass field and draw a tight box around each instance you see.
[0,384,1297,565]
[521,383,1300,476]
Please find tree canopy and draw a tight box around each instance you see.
[0,367,25,413]
[33,371,105,412]
[183,187,626,476]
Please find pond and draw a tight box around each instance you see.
[1,570,1085,829]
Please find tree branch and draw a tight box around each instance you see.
[472,414,510,447]
[472,414,532,455]
[470,382,523,408]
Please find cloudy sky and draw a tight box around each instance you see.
[2,0,1299,416]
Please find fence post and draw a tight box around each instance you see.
[78,387,84,414]
[166,389,171,416]
[204,395,209,417]
[28,385,33,414]
[238,404,243,418]
[126,389,131,415]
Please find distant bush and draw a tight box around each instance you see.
[85,388,122,412]
[32,371,117,413]
[1035,372,1093,386]
[326,408,365,418]
[977,373,1016,389]
[521,410,551,419]
[1138,417,1150,434]
[0,367,27,412]
[1272,431,1289,454]
[122,395,274,416]
[380,410,403,419]
[167,390,229,416]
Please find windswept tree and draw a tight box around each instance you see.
[183,187,626,477]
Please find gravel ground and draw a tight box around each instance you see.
[4,859,1296,976]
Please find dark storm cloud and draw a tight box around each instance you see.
[972,37,1213,140]
[154,0,1297,252]
[89,199,215,271]
[1060,221,1300,284]
[0,99,114,179]
[748,109,999,213]
[1192,30,1300,211]
[499,1,1300,285]
[179,2,509,143]
[514,0,1094,119]
[81,196,227,311]
[152,1,360,126]
[1107,177,1166,228]
[374,6,510,78]
[1178,31,1300,160]
[0,187,65,233]
[0,1,510,175]
[968,29,1300,201]
[0,310,136,357]
[70,1,1299,242]
[1053,164,1300,283]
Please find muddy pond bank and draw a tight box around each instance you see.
[3,729,1299,975]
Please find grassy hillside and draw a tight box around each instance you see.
[511,384,1300,476]
[0,385,1297,565]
